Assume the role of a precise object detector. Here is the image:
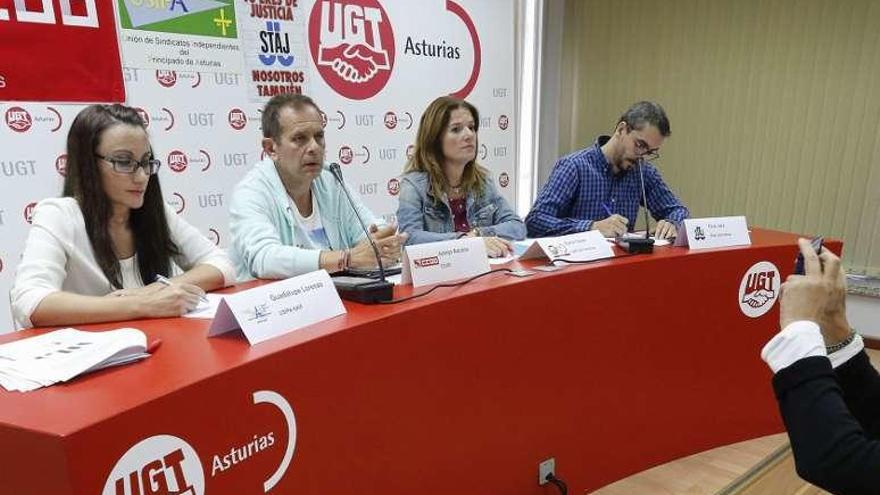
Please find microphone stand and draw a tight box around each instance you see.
[328,163,394,303]
[619,157,654,254]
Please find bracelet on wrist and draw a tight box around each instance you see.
[334,250,345,273]
[826,329,858,354]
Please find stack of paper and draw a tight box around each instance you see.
[0,328,148,392]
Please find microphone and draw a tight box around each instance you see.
[328,162,393,303]
[618,157,654,254]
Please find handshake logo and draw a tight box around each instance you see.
[309,0,396,100]
[742,288,775,308]
[319,42,389,83]
[738,261,780,318]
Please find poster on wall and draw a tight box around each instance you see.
[116,0,243,72]
[0,0,125,102]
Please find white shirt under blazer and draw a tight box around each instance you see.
[10,197,236,329]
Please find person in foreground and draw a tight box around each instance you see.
[396,96,525,257]
[761,239,879,494]
[10,104,235,329]
[229,94,405,280]
[525,101,688,240]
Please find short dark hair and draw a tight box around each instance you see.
[619,101,670,137]
[261,94,321,141]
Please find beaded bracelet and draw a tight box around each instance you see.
[826,329,858,354]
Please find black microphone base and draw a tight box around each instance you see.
[333,278,394,303]
[617,237,655,254]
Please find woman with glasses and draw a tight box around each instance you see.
[10,104,235,329]
[396,96,525,257]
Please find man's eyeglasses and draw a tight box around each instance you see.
[626,124,661,161]
[632,138,660,161]
[95,154,161,175]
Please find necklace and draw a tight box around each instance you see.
[448,182,463,194]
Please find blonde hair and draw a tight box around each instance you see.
[404,96,488,203]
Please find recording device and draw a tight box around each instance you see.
[794,236,824,275]
[328,163,394,303]
[616,158,654,254]
[340,264,403,278]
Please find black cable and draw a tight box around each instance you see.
[378,250,639,305]
[552,251,638,264]
[545,473,568,495]
[377,267,513,305]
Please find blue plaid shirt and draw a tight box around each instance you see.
[525,136,689,237]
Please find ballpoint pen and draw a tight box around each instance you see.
[154,274,208,303]
[602,202,614,217]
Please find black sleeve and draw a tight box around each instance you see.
[836,350,880,438]
[773,356,880,494]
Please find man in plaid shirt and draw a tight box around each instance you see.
[525,101,688,240]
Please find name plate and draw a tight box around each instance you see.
[519,230,614,262]
[400,237,489,287]
[675,216,751,250]
[208,270,346,345]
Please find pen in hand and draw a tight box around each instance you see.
[154,274,208,303]
[602,203,614,218]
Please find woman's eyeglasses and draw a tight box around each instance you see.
[95,154,162,175]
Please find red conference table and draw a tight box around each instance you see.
[0,229,828,495]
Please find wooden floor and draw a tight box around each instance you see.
[588,349,880,495]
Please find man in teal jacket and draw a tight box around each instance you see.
[229,94,405,281]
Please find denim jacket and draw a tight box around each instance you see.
[396,171,526,245]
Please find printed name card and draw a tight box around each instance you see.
[400,237,489,287]
[519,230,614,262]
[675,216,751,250]
[208,270,346,345]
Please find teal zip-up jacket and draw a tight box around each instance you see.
[229,158,376,281]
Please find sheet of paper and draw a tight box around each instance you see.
[488,254,515,265]
[182,293,225,319]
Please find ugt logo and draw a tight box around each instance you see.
[155,71,178,88]
[498,172,510,188]
[23,202,37,224]
[6,107,32,132]
[497,114,509,131]
[738,261,780,318]
[56,155,68,176]
[228,109,247,130]
[102,435,205,495]
[167,151,189,173]
[386,177,399,196]
[338,145,353,165]
[383,111,397,129]
[260,21,294,66]
[308,0,395,100]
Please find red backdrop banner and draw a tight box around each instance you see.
[0,0,124,102]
